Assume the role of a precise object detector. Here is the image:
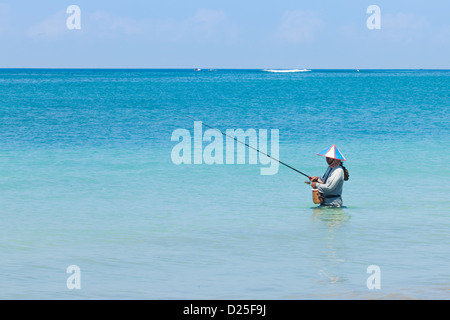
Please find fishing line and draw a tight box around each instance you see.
[184,115,311,179]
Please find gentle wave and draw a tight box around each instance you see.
[263,69,311,73]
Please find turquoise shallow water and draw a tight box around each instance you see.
[0,69,449,299]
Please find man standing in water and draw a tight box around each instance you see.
[310,145,348,207]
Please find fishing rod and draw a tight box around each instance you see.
[184,115,311,179]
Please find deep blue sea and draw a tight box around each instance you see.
[0,69,449,299]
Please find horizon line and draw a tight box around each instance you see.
[1,67,449,70]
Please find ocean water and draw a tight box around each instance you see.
[0,69,449,299]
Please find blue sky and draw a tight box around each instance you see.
[1,0,449,68]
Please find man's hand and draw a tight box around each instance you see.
[310,176,319,182]
[311,182,317,188]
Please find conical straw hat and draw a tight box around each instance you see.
[317,144,346,161]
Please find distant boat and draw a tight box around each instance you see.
[194,68,201,71]
[263,69,311,73]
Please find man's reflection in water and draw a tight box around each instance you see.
[311,206,351,286]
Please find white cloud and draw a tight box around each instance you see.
[189,8,237,41]
[24,8,238,44]
[87,8,238,44]
[380,12,429,43]
[88,11,145,36]
[27,10,68,39]
[276,10,324,44]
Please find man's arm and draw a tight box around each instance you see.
[313,169,343,193]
